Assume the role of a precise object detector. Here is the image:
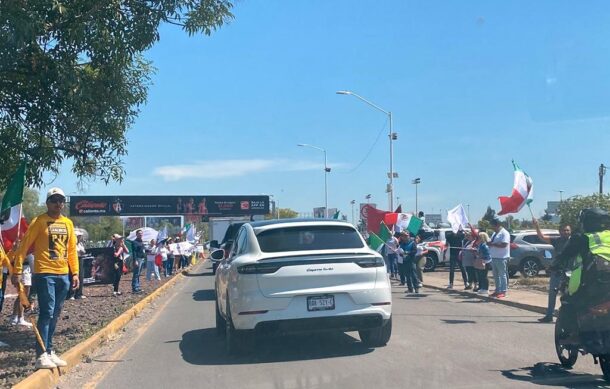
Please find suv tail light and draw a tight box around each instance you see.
[355,257,385,268]
[237,263,282,274]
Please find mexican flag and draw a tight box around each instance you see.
[498,161,534,215]
[368,232,385,252]
[384,213,423,235]
[1,162,28,245]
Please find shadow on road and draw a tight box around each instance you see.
[192,289,216,301]
[441,319,476,324]
[184,271,214,277]
[179,328,374,365]
[499,362,606,387]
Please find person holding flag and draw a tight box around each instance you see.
[11,187,79,370]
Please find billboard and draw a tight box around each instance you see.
[70,195,270,217]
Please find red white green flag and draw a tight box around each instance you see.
[1,162,28,245]
[498,161,534,215]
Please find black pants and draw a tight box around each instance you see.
[113,260,123,293]
[465,266,478,286]
[449,256,468,286]
[477,268,489,290]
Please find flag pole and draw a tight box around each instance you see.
[16,203,23,242]
[527,203,535,219]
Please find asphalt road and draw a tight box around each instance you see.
[91,263,607,389]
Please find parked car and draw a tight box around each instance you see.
[418,228,451,271]
[509,229,559,277]
[213,218,392,354]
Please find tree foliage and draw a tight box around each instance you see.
[558,193,610,232]
[0,0,234,188]
[265,208,299,220]
[74,215,123,245]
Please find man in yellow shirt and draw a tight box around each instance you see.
[0,243,11,348]
[11,187,79,370]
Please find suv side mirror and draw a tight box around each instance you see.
[210,240,219,249]
[210,249,225,260]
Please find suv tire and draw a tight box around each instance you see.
[424,253,438,272]
[359,316,392,347]
[520,257,541,278]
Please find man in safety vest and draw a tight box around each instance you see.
[556,208,610,333]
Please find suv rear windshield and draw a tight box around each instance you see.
[256,226,365,252]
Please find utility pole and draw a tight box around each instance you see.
[350,200,356,226]
[600,164,607,194]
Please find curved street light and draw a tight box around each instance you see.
[337,90,396,211]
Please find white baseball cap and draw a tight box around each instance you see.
[46,187,66,200]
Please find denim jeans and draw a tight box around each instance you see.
[0,271,8,314]
[491,258,508,293]
[546,270,562,317]
[166,257,174,276]
[146,261,160,281]
[477,268,489,291]
[132,258,143,292]
[403,258,420,292]
[386,254,398,275]
[33,274,70,356]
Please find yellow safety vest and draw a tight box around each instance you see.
[568,231,610,295]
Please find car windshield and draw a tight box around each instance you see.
[256,226,365,252]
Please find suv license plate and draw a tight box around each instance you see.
[307,295,335,311]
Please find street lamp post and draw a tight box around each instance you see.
[412,178,421,215]
[350,200,356,226]
[337,90,396,211]
[366,194,372,204]
[554,189,565,202]
[298,143,330,218]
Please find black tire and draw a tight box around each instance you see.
[424,254,437,272]
[224,299,249,355]
[520,257,541,278]
[508,268,518,278]
[555,313,578,368]
[359,316,392,347]
[215,298,226,336]
[600,355,610,383]
[212,262,219,275]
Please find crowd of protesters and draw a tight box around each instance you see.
[0,186,199,371]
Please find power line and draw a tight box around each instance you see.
[344,118,389,174]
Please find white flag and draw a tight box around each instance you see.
[447,204,469,233]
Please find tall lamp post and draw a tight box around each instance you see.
[298,143,330,218]
[350,200,356,226]
[337,90,397,211]
[554,189,565,202]
[412,178,421,215]
[365,194,372,204]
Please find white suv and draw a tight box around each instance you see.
[212,219,392,354]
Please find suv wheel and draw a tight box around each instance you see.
[215,298,226,336]
[359,316,392,347]
[520,257,541,278]
[424,254,437,272]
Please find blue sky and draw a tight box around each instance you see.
[48,0,610,222]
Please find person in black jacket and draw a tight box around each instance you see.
[446,230,468,289]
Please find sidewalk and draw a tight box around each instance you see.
[416,269,559,316]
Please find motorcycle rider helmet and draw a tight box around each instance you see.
[579,207,610,233]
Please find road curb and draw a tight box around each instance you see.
[424,283,548,315]
[13,261,204,389]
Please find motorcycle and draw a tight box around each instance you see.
[554,271,610,382]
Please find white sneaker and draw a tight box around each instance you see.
[446,284,453,289]
[35,353,57,370]
[79,295,87,299]
[113,292,118,297]
[10,316,18,326]
[48,351,67,367]
[69,296,75,300]
[17,317,33,327]
[478,290,489,295]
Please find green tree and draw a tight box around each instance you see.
[75,216,123,244]
[0,1,234,188]
[265,208,299,220]
[558,193,610,232]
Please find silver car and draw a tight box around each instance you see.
[509,230,559,278]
